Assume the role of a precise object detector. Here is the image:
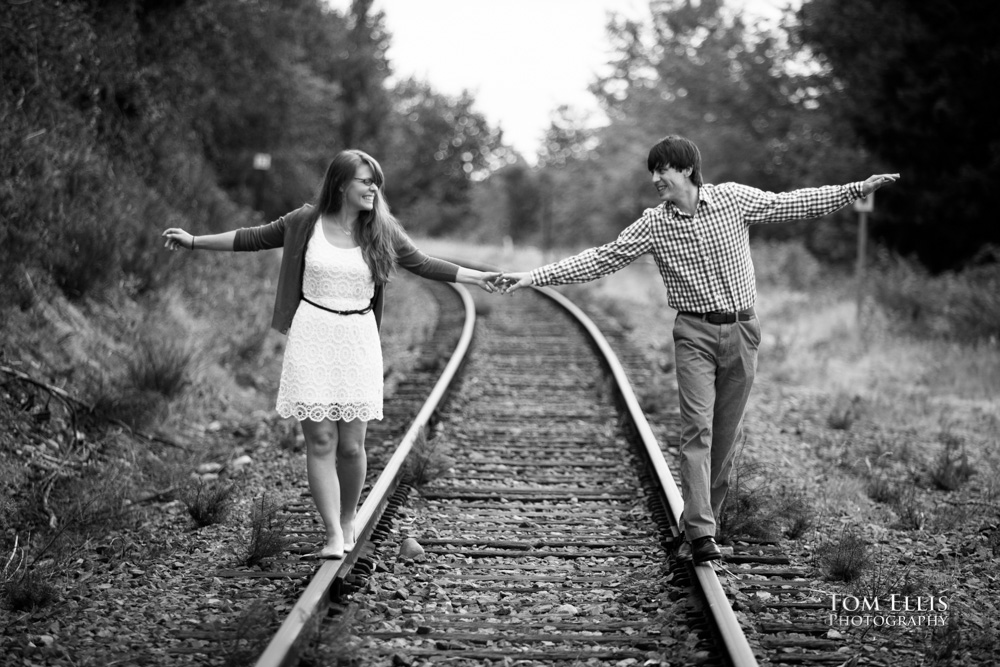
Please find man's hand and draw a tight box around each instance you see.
[861,173,900,197]
[498,272,533,295]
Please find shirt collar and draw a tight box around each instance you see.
[662,184,715,216]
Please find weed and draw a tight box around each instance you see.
[126,333,194,399]
[4,568,59,611]
[866,473,901,504]
[719,459,777,541]
[183,480,237,528]
[781,489,816,539]
[236,494,288,567]
[28,462,137,535]
[891,481,925,531]
[930,437,974,491]
[90,385,167,431]
[403,427,454,489]
[718,453,814,542]
[849,546,913,600]
[826,393,863,430]
[817,528,871,582]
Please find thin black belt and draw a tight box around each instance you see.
[679,307,755,324]
[302,295,375,316]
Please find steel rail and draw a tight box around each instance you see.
[536,285,760,667]
[254,282,477,667]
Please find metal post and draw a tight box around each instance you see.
[853,193,874,328]
[253,152,271,212]
[856,209,867,325]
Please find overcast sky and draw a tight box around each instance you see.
[325,0,792,162]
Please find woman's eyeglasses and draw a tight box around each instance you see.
[353,178,377,187]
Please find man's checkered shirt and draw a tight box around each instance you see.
[530,181,866,313]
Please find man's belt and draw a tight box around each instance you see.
[679,307,755,324]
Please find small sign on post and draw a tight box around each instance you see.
[853,193,873,328]
[252,153,271,211]
[253,153,272,171]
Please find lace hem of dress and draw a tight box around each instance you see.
[277,402,383,423]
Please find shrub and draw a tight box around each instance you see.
[871,256,1000,343]
[817,528,871,582]
[90,382,167,432]
[930,437,974,491]
[126,334,194,399]
[718,454,814,542]
[849,546,915,601]
[4,569,59,611]
[236,495,288,567]
[18,462,137,537]
[891,482,925,530]
[826,393,863,431]
[865,473,901,504]
[183,481,237,528]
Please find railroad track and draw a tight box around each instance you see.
[249,281,759,667]
[248,278,855,666]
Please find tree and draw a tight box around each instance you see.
[533,0,867,256]
[795,0,1000,271]
[384,78,508,236]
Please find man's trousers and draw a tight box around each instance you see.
[672,311,761,540]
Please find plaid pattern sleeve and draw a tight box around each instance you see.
[730,181,866,224]
[530,214,653,287]
[529,180,867,313]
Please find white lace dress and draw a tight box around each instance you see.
[275,222,383,422]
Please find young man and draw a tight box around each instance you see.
[501,135,898,563]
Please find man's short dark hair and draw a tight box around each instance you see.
[647,135,703,186]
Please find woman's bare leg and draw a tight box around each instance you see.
[337,419,368,549]
[300,418,344,557]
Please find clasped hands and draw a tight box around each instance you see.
[475,272,531,295]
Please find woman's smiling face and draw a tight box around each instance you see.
[344,164,378,212]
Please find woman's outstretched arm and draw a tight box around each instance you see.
[161,229,238,252]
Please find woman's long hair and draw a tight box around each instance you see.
[314,149,404,285]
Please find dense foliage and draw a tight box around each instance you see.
[2,0,996,312]
[517,0,873,260]
[793,0,1000,271]
[0,0,509,307]
[507,0,997,273]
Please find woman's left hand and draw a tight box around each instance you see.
[473,271,503,294]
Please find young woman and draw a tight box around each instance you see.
[162,149,500,558]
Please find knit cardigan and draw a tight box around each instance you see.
[233,204,461,334]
